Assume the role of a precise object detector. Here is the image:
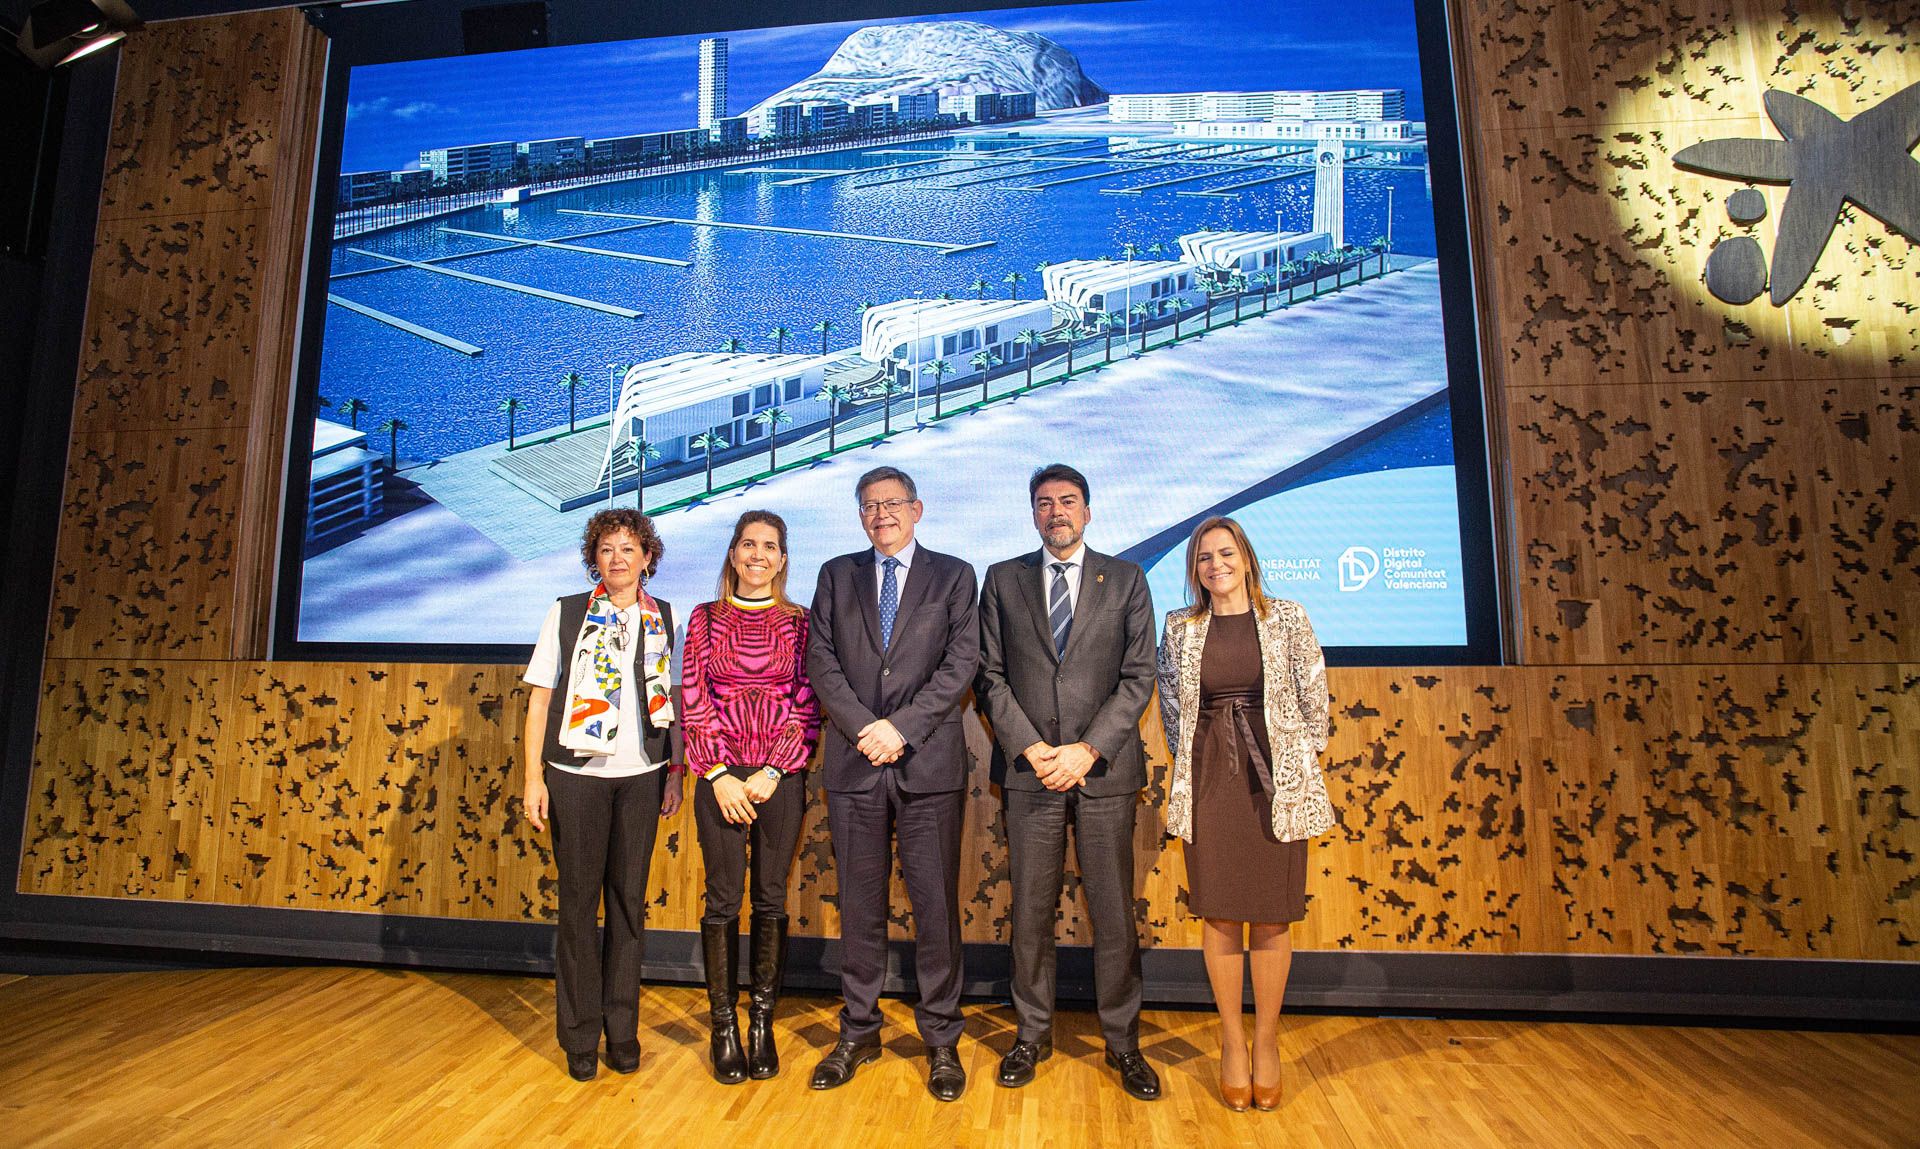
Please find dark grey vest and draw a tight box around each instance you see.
[541,591,676,768]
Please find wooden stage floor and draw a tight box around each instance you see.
[1,967,1914,1147]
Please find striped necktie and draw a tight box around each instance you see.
[1049,561,1073,656]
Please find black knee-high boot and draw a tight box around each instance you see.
[703,920,747,1084]
[746,914,789,1079]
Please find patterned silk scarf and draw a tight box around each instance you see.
[559,582,677,757]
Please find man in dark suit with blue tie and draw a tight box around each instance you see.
[806,466,981,1101]
[975,463,1161,1100]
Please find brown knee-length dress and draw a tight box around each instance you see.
[1183,611,1309,923]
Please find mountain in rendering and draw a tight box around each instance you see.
[742,21,1107,119]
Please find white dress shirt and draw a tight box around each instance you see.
[873,538,919,599]
[1040,542,1086,616]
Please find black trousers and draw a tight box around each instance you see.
[826,768,966,1047]
[693,766,806,925]
[545,764,664,1055]
[1005,787,1143,1051]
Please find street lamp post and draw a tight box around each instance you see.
[912,292,924,427]
[605,363,627,507]
[1385,186,1395,271]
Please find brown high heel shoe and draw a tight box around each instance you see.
[1252,1079,1283,1111]
[1221,1042,1253,1112]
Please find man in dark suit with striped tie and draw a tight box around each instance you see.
[806,465,980,1101]
[975,463,1161,1100]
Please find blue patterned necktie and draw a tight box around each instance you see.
[879,556,901,648]
[1049,561,1073,655]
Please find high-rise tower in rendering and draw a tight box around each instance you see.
[698,37,729,131]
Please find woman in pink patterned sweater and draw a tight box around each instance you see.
[681,509,822,1086]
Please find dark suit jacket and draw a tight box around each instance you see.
[976,548,1156,797]
[806,544,981,794]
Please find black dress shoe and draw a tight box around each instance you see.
[606,1041,640,1074]
[1105,1048,1161,1101]
[996,1040,1052,1088]
[566,1050,598,1082]
[809,1039,880,1090]
[927,1045,967,1102]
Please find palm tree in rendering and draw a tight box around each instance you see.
[718,335,746,353]
[1003,270,1026,299]
[1228,270,1249,323]
[1120,241,1140,262]
[817,382,854,453]
[768,324,793,354]
[812,318,836,355]
[754,406,792,472]
[878,375,909,436]
[1128,302,1154,353]
[556,371,583,433]
[377,417,407,469]
[1101,308,1125,362]
[1146,242,1165,260]
[970,276,990,299]
[337,397,371,429]
[969,348,1001,403]
[1169,297,1192,340]
[1306,251,1328,296]
[629,438,660,511]
[498,397,521,449]
[691,429,728,493]
[1249,270,1273,312]
[922,358,953,417]
[1013,328,1044,389]
[1371,234,1390,277]
[1051,325,1080,377]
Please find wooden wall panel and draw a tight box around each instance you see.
[22,663,1917,960]
[97,11,316,222]
[1512,377,1919,664]
[1453,0,1918,135]
[15,2,1919,972]
[44,430,243,660]
[72,213,267,434]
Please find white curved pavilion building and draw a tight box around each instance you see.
[599,352,823,486]
[1176,229,1332,278]
[859,297,1061,389]
[1040,259,1205,323]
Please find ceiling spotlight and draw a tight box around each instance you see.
[16,0,140,69]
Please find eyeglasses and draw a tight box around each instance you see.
[609,610,630,652]
[859,497,913,518]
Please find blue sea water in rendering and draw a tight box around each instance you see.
[316,137,1440,464]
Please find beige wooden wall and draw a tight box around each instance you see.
[17,2,1918,960]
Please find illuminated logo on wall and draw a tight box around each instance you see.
[1337,546,1379,592]
[1675,81,1920,306]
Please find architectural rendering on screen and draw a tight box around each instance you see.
[300,0,1468,648]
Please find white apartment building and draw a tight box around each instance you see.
[1173,118,1417,142]
[698,38,729,131]
[1111,89,1406,123]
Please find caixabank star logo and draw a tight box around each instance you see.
[1675,81,1920,306]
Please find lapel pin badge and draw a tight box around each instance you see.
[1096,573,1105,583]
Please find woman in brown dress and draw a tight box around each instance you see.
[1156,516,1334,1112]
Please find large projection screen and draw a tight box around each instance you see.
[278,0,1499,663]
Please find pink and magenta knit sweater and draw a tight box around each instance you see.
[680,599,822,778]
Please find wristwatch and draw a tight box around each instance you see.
[761,766,782,783]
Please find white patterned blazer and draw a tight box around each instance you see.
[1155,600,1335,843]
